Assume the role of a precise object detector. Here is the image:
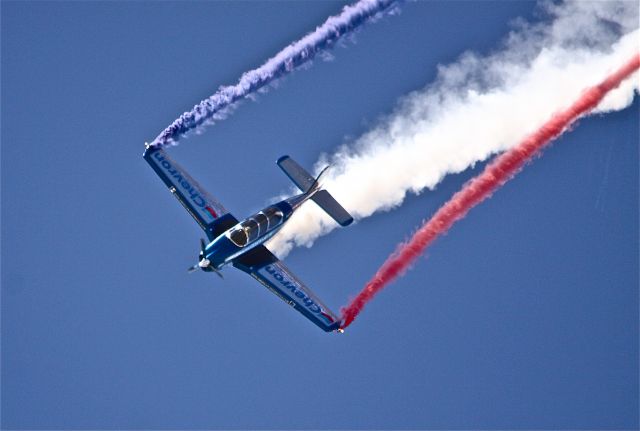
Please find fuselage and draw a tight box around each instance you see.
[203,193,309,270]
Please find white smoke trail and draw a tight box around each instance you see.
[268,0,640,257]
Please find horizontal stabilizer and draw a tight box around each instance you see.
[277,155,353,227]
[311,190,353,226]
[277,155,315,192]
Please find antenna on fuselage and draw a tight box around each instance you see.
[305,165,330,197]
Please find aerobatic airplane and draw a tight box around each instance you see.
[143,144,352,332]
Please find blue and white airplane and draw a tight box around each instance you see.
[143,145,353,332]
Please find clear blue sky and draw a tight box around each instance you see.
[2,1,637,428]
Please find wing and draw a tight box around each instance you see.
[233,245,342,332]
[144,146,237,240]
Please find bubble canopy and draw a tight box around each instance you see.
[226,206,284,247]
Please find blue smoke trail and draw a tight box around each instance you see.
[151,0,397,148]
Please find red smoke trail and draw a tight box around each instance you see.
[340,54,640,330]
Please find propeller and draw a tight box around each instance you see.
[187,238,223,279]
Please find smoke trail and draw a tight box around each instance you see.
[340,54,640,329]
[151,0,397,148]
[268,1,639,257]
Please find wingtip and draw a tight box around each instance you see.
[143,142,160,158]
[276,155,290,165]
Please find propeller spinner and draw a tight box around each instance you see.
[187,238,223,278]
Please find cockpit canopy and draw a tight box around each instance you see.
[226,206,284,247]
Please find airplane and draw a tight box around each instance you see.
[143,144,353,333]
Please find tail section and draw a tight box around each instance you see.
[304,165,330,196]
[277,155,353,227]
[309,190,353,227]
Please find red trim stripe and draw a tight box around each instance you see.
[205,206,218,218]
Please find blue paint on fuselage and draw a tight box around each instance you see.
[204,197,303,269]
